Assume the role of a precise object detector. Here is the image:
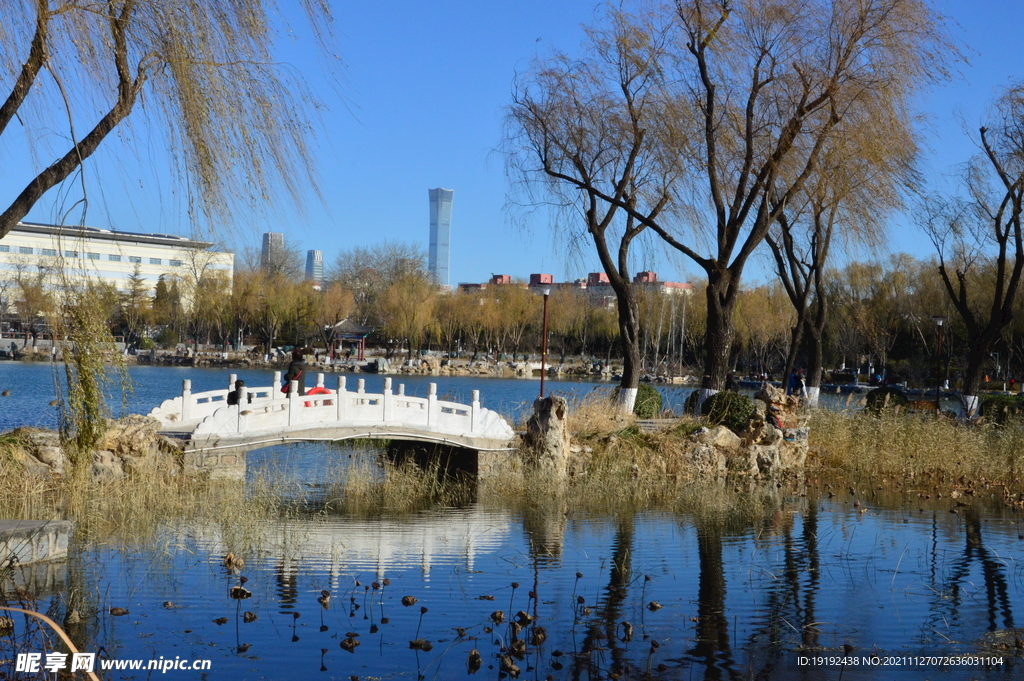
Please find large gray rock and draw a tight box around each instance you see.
[686,444,728,475]
[779,427,809,469]
[523,395,570,479]
[91,450,125,482]
[748,444,782,475]
[693,425,741,451]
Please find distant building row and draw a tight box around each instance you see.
[0,222,233,293]
[458,271,692,300]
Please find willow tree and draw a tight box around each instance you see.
[382,272,437,361]
[921,84,1024,417]
[0,0,331,236]
[767,95,919,407]
[506,8,683,412]
[511,0,951,411]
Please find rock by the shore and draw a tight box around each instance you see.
[9,416,183,482]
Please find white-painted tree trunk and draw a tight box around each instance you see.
[804,386,820,409]
[696,388,718,415]
[617,387,638,414]
[961,394,979,419]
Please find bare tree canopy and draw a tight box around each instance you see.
[328,241,427,328]
[508,0,953,406]
[767,92,921,403]
[921,83,1024,414]
[0,0,334,237]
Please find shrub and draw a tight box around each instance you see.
[611,384,663,419]
[980,394,1024,425]
[683,390,699,416]
[864,386,909,415]
[701,391,755,434]
[634,384,663,419]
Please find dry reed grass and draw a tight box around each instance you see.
[565,387,636,437]
[323,458,474,515]
[0,446,280,550]
[809,411,1024,483]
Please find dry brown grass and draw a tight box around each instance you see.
[565,387,636,437]
[809,411,1024,482]
[321,457,474,515]
[0,443,279,550]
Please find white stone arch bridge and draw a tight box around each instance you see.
[147,372,517,479]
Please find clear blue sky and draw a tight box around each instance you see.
[5,0,1022,286]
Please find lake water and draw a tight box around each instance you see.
[2,364,1020,679]
[2,449,1021,680]
[0,361,697,433]
[0,360,877,434]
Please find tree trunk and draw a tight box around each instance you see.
[781,322,804,392]
[615,288,641,413]
[803,324,824,408]
[698,277,737,411]
[961,344,988,417]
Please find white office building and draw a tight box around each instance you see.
[0,221,234,294]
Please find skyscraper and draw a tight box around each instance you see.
[428,188,454,287]
[261,232,284,271]
[305,249,324,287]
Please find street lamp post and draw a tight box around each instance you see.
[990,352,1003,391]
[931,316,945,413]
[539,286,551,399]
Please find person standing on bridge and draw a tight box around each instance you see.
[283,349,306,395]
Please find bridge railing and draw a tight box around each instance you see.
[150,373,513,442]
[147,372,282,426]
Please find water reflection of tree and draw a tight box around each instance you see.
[572,513,634,679]
[688,515,742,681]
[734,499,822,680]
[927,507,1014,636]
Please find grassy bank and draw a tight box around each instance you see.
[809,411,1023,482]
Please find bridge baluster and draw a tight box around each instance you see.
[236,385,248,433]
[427,383,438,428]
[398,383,405,396]
[273,371,282,389]
[471,390,480,433]
[316,373,324,389]
[337,376,347,421]
[182,380,192,421]
[357,379,365,394]
[383,378,392,423]
[229,374,237,392]
[288,381,299,425]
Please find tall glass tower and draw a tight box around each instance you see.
[428,188,454,287]
[260,232,284,271]
[305,249,323,287]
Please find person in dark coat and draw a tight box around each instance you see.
[283,349,306,395]
[227,379,252,405]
